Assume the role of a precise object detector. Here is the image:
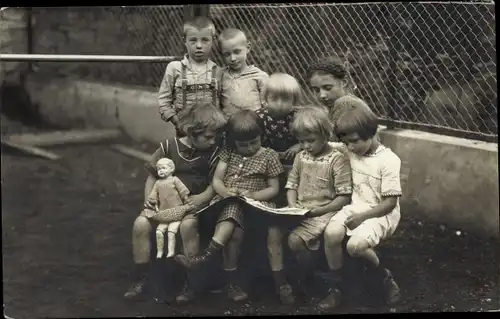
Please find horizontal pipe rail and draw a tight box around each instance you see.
[0,54,182,63]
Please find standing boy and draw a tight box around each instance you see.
[158,16,220,136]
[218,28,269,117]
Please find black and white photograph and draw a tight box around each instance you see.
[1,2,498,317]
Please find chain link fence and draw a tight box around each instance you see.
[30,3,496,141]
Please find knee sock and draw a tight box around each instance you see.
[359,252,386,279]
[272,269,288,289]
[327,268,344,292]
[207,238,225,254]
[298,252,315,281]
[225,268,238,286]
[134,263,150,282]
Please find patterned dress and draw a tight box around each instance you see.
[256,107,298,206]
[256,107,298,154]
[212,147,284,228]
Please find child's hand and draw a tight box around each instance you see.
[239,190,255,199]
[304,206,322,217]
[288,202,303,209]
[144,199,156,210]
[141,208,156,219]
[186,194,206,210]
[284,144,301,160]
[223,188,239,198]
[344,213,365,230]
[185,202,195,211]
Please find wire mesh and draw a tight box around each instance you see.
[29,3,497,139]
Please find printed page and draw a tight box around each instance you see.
[194,196,309,216]
[240,197,310,216]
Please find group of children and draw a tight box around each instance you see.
[124,16,403,311]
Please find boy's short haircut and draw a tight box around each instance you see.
[263,73,303,106]
[218,28,248,44]
[290,105,333,140]
[183,16,216,38]
[307,55,347,80]
[334,96,379,140]
[179,102,227,137]
[226,110,263,147]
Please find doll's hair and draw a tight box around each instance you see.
[183,16,216,38]
[263,73,303,106]
[225,110,263,148]
[179,102,227,137]
[156,158,175,170]
[290,105,333,140]
[334,96,379,140]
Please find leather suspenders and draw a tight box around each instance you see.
[180,63,218,109]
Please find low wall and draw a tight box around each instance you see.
[24,74,499,238]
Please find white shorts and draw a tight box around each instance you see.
[156,221,181,234]
[329,204,398,248]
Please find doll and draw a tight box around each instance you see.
[141,158,193,258]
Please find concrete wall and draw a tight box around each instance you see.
[24,75,175,142]
[24,74,499,238]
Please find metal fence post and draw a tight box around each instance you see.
[183,5,211,21]
[384,4,405,130]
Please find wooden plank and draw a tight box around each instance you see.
[1,139,61,160]
[5,129,122,146]
[109,144,151,162]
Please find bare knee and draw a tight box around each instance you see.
[133,216,152,238]
[346,236,370,257]
[180,218,198,241]
[324,222,346,246]
[288,233,307,253]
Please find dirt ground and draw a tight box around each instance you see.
[2,116,499,318]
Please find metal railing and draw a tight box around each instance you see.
[0,54,180,63]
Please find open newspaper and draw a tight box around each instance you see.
[194,196,310,217]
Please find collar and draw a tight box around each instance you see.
[223,65,262,77]
[180,54,217,72]
[176,137,198,158]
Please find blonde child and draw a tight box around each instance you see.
[319,97,401,310]
[255,72,302,166]
[175,110,284,302]
[124,102,227,304]
[266,106,352,305]
[218,28,269,117]
[158,16,220,136]
[141,158,193,259]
